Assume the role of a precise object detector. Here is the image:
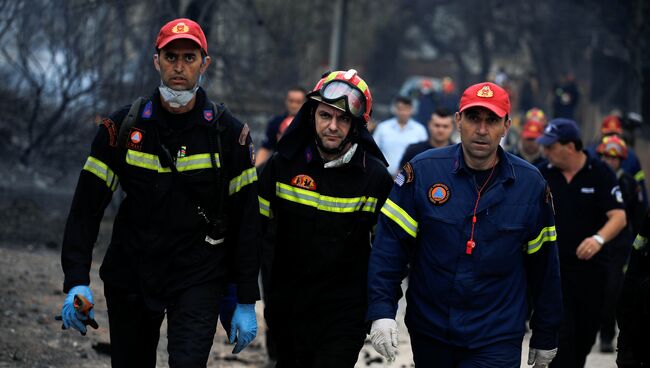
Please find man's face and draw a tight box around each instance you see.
[542,142,570,169]
[154,39,209,91]
[521,137,541,155]
[395,101,413,123]
[429,114,454,146]
[456,107,509,163]
[285,90,306,116]
[314,103,352,151]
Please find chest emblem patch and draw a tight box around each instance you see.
[126,128,145,150]
[429,183,450,205]
[291,174,317,191]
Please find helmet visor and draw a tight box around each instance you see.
[319,80,366,118]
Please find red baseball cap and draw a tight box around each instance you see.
[521,120,544,139]
[600,115,623,135]
[459,82,510,118]
[156,18,208,54]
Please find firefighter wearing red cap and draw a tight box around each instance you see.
[59,18,261,366]
[368,82,562,367]
[587,114,648,210]
[257,69,393,367]
[596,135,645,353]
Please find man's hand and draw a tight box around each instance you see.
[576,236,603,260]
[229,303,257,354]
[527,347,557,367]
[369,318,398,362]
[61,285,95,335]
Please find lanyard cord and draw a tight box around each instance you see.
[466,154,499,255]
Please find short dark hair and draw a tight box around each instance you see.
[288,86,307,95]
[433,107,452,118]
[394,96,412,106]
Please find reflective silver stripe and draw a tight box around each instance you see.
[380,198,418,237]
[176,153,220,171]
[633,234,648,250]
[527,226,557,254]
[83,156,119,191]
[126,150,220,173]
[229,167,258,195]
[276,182,379,213]
[258,196,271,217]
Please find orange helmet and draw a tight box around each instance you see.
[597,135,628,159]
[309,69,373,123]
[600,115,623,135]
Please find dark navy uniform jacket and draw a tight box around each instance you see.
[61,88,261,308]
[367,143,562,350]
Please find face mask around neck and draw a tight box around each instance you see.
[158,81,200,108]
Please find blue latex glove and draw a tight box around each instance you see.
[229,303,257,354]
[61,285,94,335]
[219,284,237,334]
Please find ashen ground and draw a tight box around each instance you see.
[0,245,617,368]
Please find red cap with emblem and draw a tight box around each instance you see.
[459,82,510,118]
[521,120,544,139]
[156,18,208,54]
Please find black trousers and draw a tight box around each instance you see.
[409,331,522,368]
[551,265,607,368]
[270,301,367,368]
[104,281,222,368]
[599,242,631,343]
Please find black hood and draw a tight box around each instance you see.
[276,99,388,166]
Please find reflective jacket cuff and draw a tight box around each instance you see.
[236,281,260,304]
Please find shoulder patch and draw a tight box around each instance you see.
[403,162,414,183]
[101,118,117,147]
[239,123,250,145]
[204,108,214,121]
[141,101,152,119]
[291,174,317,191]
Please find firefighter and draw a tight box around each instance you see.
[59,18,261,367]
[368,82,562,367]
[257,69,393,367]
[595,135,645,352]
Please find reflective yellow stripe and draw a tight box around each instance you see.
[356,78,368,93]
[126,150,220,173]
[380,198,418,238]
[633,234,648,250]
[258,196,270,218]
[83,156,119,191]
[276,182,379,214]
[229,167,258,195]
[634,170,645,182]
[527,226,557,254]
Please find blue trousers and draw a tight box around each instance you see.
[410,331,522,368]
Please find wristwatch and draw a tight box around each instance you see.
[592,234,605,246]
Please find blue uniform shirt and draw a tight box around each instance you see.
[367,143,562,350]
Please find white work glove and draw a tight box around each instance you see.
[369,318,398,362]
[527,347,558,367]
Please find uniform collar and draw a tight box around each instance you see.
[452,143,516,181]
[141,87,213,126]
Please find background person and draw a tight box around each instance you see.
[537,118,627,367]
[399,107,454,167]
[373,96,427,176]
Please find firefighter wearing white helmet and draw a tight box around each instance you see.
[257,69,393,367]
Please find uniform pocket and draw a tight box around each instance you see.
[478,205,528,276]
